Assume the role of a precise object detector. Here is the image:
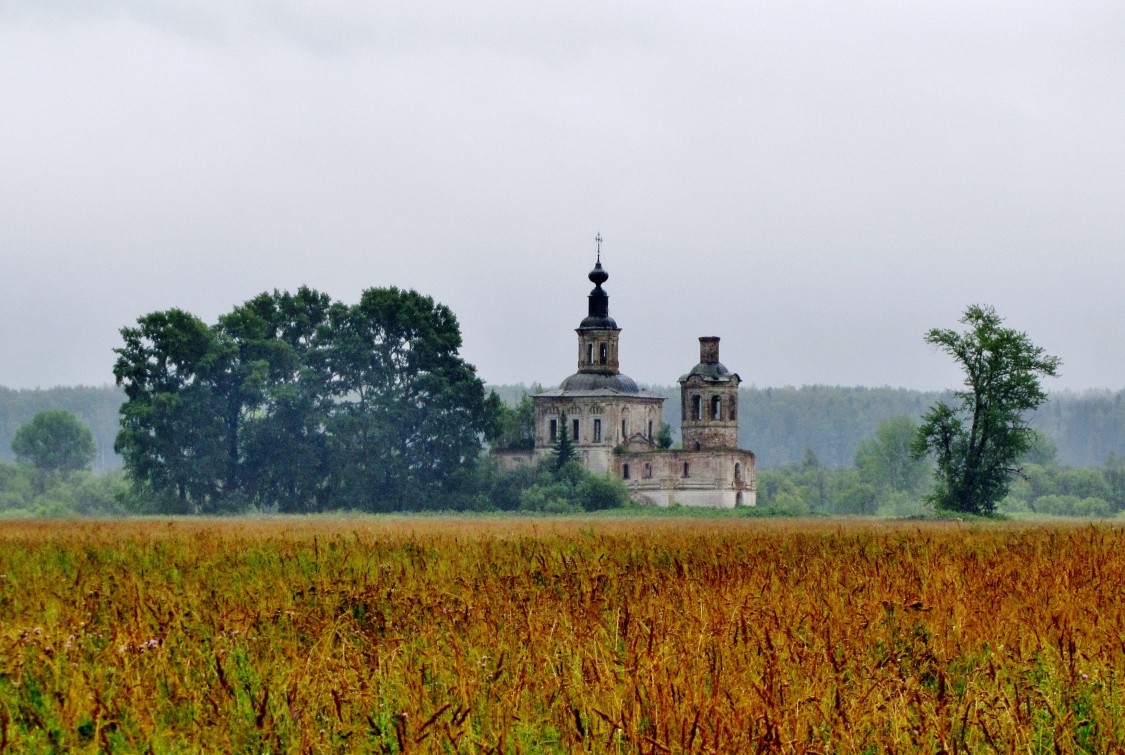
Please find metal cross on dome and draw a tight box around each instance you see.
[595,232,603,262]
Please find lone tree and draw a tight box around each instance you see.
[912,304,1060,515]
[11,409,97,474]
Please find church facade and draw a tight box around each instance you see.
[523,247,756,508]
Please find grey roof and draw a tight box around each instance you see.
[678,361,740,383]
[535,388,666,400]
[559,371,640,392]
[577,315,619,330]
[535,372,665,401]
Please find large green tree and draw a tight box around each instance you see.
[11,409,96,474]
[320,287,495,511]
[217,288,335,513]
[912,304,1061,515]
[114,309,238,512]
[114,287,496,513]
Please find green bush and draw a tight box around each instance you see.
[577,474,629,511]
[1030,494,1112,518]
[0,461,128,517]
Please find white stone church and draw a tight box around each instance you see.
[507,242,757,508]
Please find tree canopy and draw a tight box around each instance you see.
[114,287,498,513]
[912,304,1061,515]
[855,416,929,499]
[11,409,97,474]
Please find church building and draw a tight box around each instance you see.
[524,240,757,508]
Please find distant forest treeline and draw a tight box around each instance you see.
[490,383,1125,468]
[4,383,1125,470]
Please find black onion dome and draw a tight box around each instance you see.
[588,260,609,286]
[580,256,617,330]
[558,372,640,393]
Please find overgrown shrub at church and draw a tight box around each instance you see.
[456,457,631,513]
[515,461,630,513]
[113,287,499,514]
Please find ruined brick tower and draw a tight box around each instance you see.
[679,337,740,451]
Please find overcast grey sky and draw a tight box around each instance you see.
[2,1,1123,392]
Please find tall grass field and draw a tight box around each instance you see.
[0,517,1122,751]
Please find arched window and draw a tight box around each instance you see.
[736,491,744,506]
[691,395,702,421]
[622,464,630,480]
[621,419,627,439]
[729,397,737,421]
[599,343,608,365]
[711,395,721,421]
[682,462,690,478]
[734,462,742,482]
[644,463,652,479]
[586,343,593,365]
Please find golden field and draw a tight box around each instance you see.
[0,517,1122,752]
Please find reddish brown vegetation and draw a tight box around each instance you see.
[0,517,1121,751]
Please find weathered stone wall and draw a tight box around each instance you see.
[614,448,756,508]
[680,377,740,450]
[532,394,665,475]
[575,330,621,374]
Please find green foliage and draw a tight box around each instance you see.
[13,381,1125,476]
[489,394,535,451]
[320,287,495,511]
[470,458,630,514]
[1028,494,1111,518]
[755,422,935,518]
[1104,452,1125,511]
[913,305,1061,516]
[114,308,238,510]
[656,422,674,450]
[756,470,816,515]
[114,287,498,514]
[855,416,930,498]
[998,455,1125,518]
[12,381,1125,475]
[1021,430,1059,466]
[11,409,97,474]
[0,385,122,472]
[0,460,127,517]
[576,471,630,511]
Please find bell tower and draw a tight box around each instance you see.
[679,337,740,450]
[575,233,622,375]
